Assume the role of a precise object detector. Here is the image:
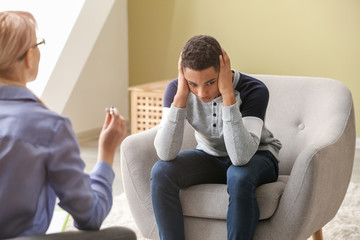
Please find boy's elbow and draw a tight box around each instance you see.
[231,159,250,167]
[154,141,178,161]
[230,154,252,166]
[156,150,176,161]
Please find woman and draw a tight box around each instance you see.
[151,35,282,240]
[0,11,127,238]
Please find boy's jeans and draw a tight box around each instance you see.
[151,149,279,240]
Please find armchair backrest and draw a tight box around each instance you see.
[181,75,355,175]
[254,75,354,175]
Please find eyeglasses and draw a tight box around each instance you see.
[18,38,46,61]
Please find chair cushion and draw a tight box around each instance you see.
[180,175,288,220]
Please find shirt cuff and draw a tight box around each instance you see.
[167,104,186,122]
[90,161,115,186]
[222,101,242,122]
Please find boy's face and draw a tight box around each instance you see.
[183,66,221,103]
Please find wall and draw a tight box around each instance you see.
[0,0,85,97]
[129,0,360,137]
[62,0,129,136]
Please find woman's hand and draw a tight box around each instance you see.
[218,48,235,106]
[173,53,190,108]
[98,107,127,166]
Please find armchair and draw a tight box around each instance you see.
[121,75,356,240]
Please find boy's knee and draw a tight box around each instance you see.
[151,160,166,182]
[227,166,255,193]
[151,160,177,189]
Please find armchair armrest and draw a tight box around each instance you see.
[257,106,356,240]
[120,126,159,239]
[120,122,196,239]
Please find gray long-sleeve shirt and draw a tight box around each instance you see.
[154,70,281,166]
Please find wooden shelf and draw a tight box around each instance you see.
[129,80,171,134]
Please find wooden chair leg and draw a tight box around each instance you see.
[312,228,323,240]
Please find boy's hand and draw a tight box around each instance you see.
[173,53,190,108]
[218,48,235,106]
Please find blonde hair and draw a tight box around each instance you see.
[0,11,36,75]
[0,11,45,105]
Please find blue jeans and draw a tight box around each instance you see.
[150,149,278,240]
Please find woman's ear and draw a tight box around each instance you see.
[23,48,33,69]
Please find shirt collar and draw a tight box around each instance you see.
[0,86,39,103]
[232,70,240,87]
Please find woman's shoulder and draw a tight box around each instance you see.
[0,101,73,147]
[23,100,69,123]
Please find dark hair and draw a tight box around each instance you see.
[181,35,222,72]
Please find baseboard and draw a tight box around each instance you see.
[357,137,360,149]
[75,121,131,144]
[76,128,102,144]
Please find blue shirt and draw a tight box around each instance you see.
[0,86,114,238]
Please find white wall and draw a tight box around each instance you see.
[0,0,85,97]
[61,0,129,135]
[1,0,129,136]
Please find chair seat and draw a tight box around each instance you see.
[180,175,289,220]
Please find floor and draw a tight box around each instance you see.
[79,139,124,196]
[79,138,360,197]
[352,147,360,183]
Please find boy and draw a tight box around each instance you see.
[151,35,281,240]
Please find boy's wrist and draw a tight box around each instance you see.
[173,94,188,108]
[222,91,235,106]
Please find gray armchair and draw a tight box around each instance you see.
[121,75,356,240]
